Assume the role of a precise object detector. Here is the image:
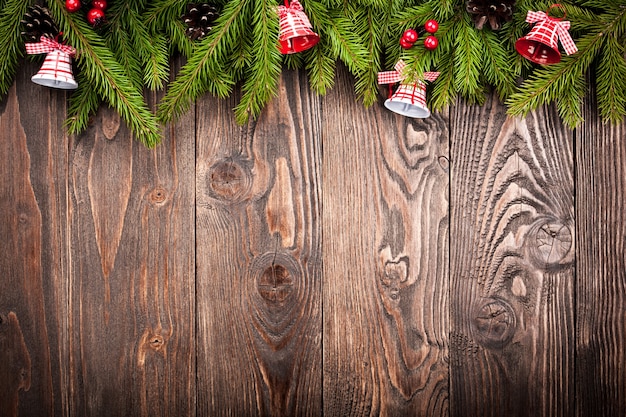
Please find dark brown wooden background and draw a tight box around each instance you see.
[1,61,624,417]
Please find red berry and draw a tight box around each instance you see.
[65,0,81,13]
[424,19,439,34]
[424,35,439,50]
[92,0,107,10]
[401,28,418,44]
[400,37,414,49]
[87,7,105,26]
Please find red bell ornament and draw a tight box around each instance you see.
[515,5,577,65]
[278,0,319,54]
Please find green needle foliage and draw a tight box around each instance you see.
[0,0,32,96]
[1,0,626,148]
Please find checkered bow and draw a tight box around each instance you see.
[378,60,439,88]
[25,36,76,57]
[525,10,577,56]
[278,0,313,42]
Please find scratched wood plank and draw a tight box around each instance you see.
[0,61,70,417]
[322,65,449,416]
[66,89,196,416]
[195,69,322,415]
[449,96,575,417]
[576,90,626,417]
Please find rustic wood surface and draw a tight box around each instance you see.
[576,88,626,417]
[449,95,575,417]
[322,67,449,416]
[0,65,623,416]
[195,69,322,416]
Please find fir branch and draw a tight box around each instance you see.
[0,0,32,97]
[234,0,282,124]
[49,0,161,147]
[308,5,369,76]
[352,4,384,106]
[479,29,516,99]
[145,0,193,57]
[453,13,485,104]
[596,26,626,123]
[157,0,247,125]
[429,44,456,111]
[104,16,144,90]
[306,37,337,96]
[65,70,101,135]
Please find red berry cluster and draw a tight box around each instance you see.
[400,19,439,51]
[66,0,108,27]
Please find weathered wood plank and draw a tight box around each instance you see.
[322,66,449,416]
[67,91,196,416]
[576,92,626,417]
[0,61,70,417]
[449,96,575,417]
[195,69,322,415]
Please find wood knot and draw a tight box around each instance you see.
[148,187,168,205]
[248,251,303,349]
[144,332,166,351]
[381,258,409,301]
[258,264,293,303]
[471,298,516,349]
[529,219,573,267]
[207,158,252,203]
[438,156,450,172]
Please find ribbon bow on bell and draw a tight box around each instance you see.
[377,60,439,100]
[525,10,577,56]
[25,35,76,57]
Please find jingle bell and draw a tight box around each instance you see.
[515,8,577,65]
[278,0,319,54]
[384,82,432,118]
[31,49,78,89]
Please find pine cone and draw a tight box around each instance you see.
[466,0,515,30]
[21,5,59,42]
[182,3,220,40]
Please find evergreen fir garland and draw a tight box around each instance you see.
[1,0,625,148]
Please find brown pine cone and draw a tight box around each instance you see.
[21,5,59,42]
[466,0,515,30]
[182,3,220,40]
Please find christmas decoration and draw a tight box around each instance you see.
[25,36,77,89]
[278,0,319,54]
[65,0,81,14]
[400,20,439,50]
[21,5,59,42]
[466,0,515,30]
[400,28,418,49]
[424,35,438,50]
[92,0,107,11]
[181,3,220,41]
[424,19,439,34]
[86,7,106,27]
[515,6,577,65]
[378,60,439,118]
[1,0,625,148]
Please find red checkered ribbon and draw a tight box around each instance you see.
[278,0,313,41]
[378,60,439,86]
[525,10,577,55]
[25,36,76,57]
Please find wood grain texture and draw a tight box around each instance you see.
[0,61,70,417]
[195,69,322,416]
[322,65,449,416]
[449,96,575,417]
[67,89,196,416]
[576,90,626,417]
